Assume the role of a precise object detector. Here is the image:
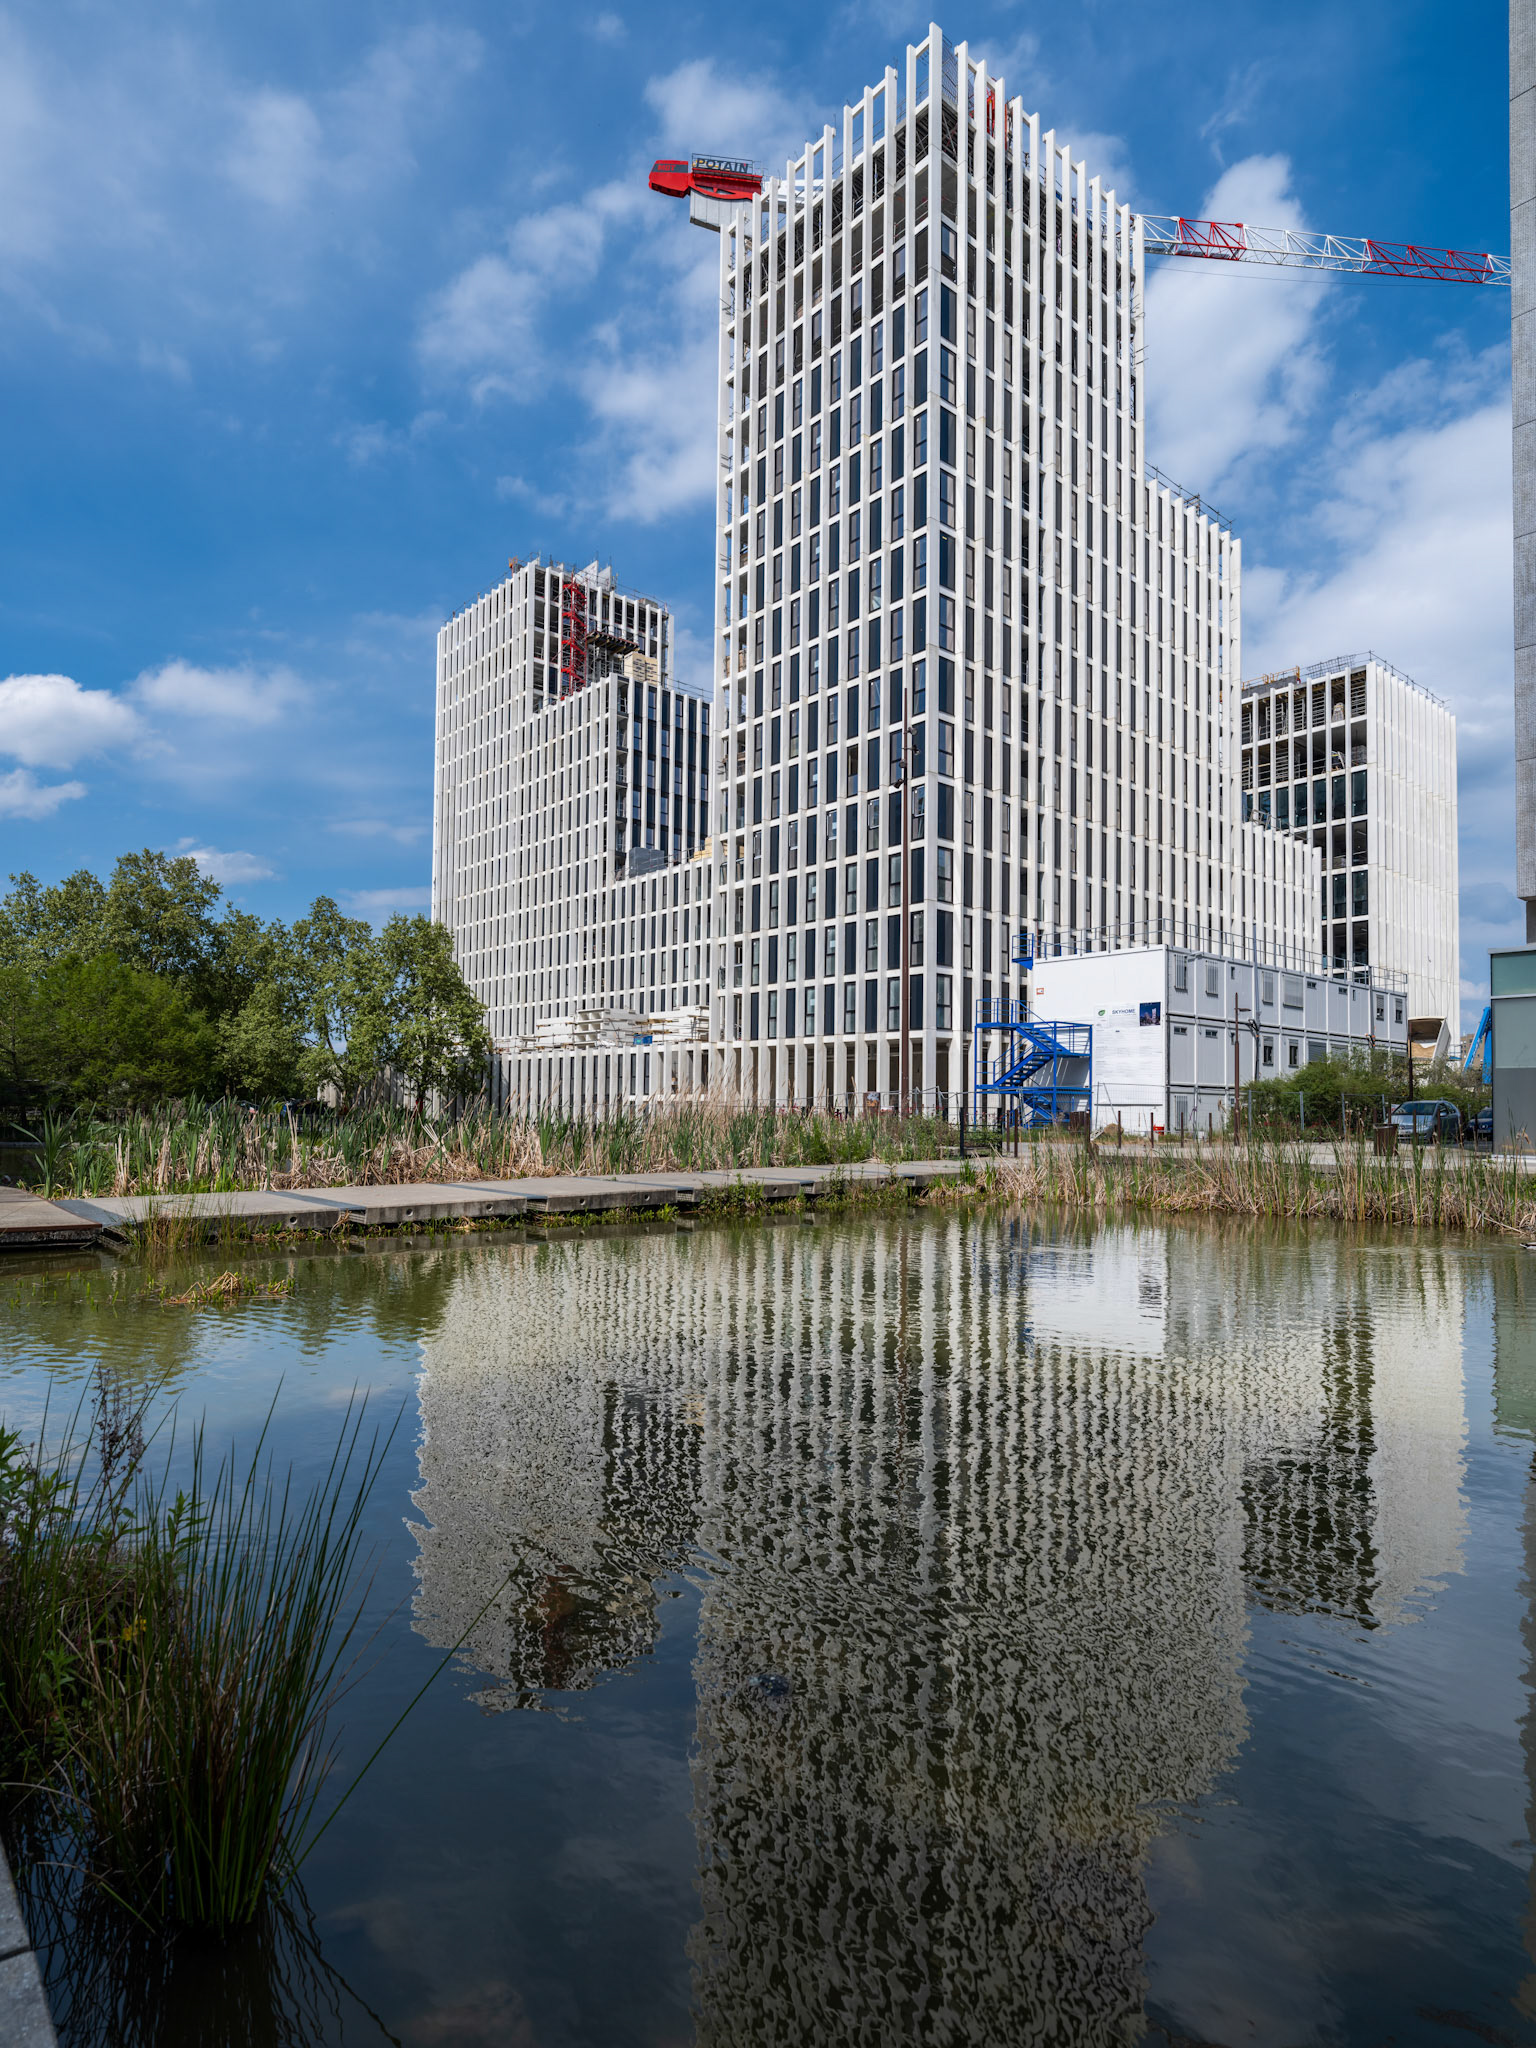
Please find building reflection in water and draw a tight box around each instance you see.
[409,1217,1467,2044]
[1491,1253,1536,2019]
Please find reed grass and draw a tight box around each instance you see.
[0,1376,395,1936]
[19,1097,959,1199]
[985,1130,1536,1234]
[147,1271,295,1307]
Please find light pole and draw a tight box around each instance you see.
[894,713,921,1117]
[1234,997,1260,1142]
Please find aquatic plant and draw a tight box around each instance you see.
[18,1097,966,1199]
[986,1129,1536,1234]
[0,1377,395,1935]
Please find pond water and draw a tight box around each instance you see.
[5,1211,1536,2048]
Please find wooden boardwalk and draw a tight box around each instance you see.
[2,1159,971,1250]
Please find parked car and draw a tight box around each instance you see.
[1472,1106,1494,1144]
[1391,1099,1464,1143]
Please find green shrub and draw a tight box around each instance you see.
[1246,1051,1489,1134]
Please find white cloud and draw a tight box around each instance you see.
[0,768,86,818]
[495,474,570,516]
[345,885,430,925]
[223,90,324,210]
[1145,154,1331,498]
[591,11,625,41]
[1199,63,1268,164]
[417,183,639,399]
[583,328,719,520]
[642,58,811,168]
[136,338,191,381]
[0,19,481,363]
[1243,387,1511,697]
[1239,343,1515,1026]
[131,659,304,725]
[1054,128,1136,205]
[343,421,395,466]
[337,413,445,466]
[417,254,540,395]
[0,671,139,767]
[178,842,277,885]
[330,818,428,845]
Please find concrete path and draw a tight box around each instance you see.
[0,1185,103,1252]
[3,1158,971,1246]
[0,1844,55,2046]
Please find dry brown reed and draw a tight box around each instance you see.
[985,1132,1536,1235]
[150,1272,295,1307]
[40,1098,954,1200]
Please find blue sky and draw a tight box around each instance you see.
[0,0,1511,1019]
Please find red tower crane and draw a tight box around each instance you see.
[1141,215,1509,286]
[648,159,1509,288]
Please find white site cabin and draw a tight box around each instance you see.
[1027,946,1409,1136]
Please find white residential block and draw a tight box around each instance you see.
[431,556,713,1110]
[1241,654,1458,1037]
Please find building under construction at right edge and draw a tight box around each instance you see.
[1241,653,1459,1054]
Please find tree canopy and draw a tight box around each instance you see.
[0,854,488,1112]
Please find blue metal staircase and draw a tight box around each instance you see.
[1464,1003,1492,1083]
[972,1000,1092,1128]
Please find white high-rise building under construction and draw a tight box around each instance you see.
[1240,652,1459,1052]
[432,556,713,1109]
[705,23,1317,1107]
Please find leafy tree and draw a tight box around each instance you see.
[102,850,222,989]
[5,956,218,1104]
[289,898,389,1112]
[202,906,294,1026]
[218,980,307,1100]
[0,870,109,966]
[0,965,37,1091]
[379,915,489,1115]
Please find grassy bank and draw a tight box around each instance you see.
[17,1099,966,1199]
[981,1131,1536,1234]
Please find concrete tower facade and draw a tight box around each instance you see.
[1241,653,1459,1042]
[431,555,712,1109]
[706,24,1316,1110]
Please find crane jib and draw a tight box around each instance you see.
[1140,215,1510,285]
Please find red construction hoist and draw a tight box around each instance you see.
[561,581,593,700]
[559,578,589,698]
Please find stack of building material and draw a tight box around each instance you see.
[514,1008,651,1055]
[649,1005,710,1046]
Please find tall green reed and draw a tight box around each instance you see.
[0,1380,398,1936]
[23,1096,962,1199]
